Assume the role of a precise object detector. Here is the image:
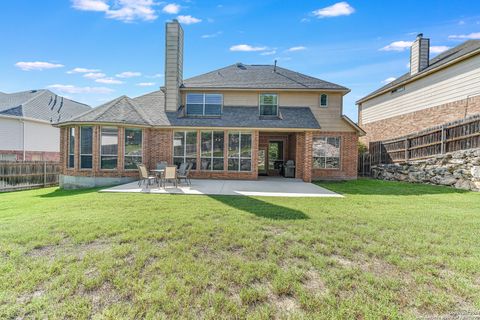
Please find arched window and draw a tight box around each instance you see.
[320,94,328,107]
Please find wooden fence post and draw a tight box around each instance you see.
[440,126,446,154]
[404,138,409,161]
[43,161,47,187]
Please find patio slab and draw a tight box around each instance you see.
[100,177,342,198]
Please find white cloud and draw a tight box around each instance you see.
[382,77,396,84]
[67,67,101,74]
[230,44,267,52]
[48,84,114,94]
[287,46,306,52]
[162,3,180,14]
[312,2,355,18]
[71,0,158,22]
[15,61,64,71]
[146,73,163,78]
[137,82,156,86]
[260,50,276,56]
[201,31,222,38]
[380,41,413,52]
[116,71,142,78]
[83,72,106,79]
[95,77,124,84]
[430,46,450,54]
[72,0,109,12]
[177,15,202,25]
[448,32,480,40]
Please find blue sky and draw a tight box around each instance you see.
[1,0,480,121]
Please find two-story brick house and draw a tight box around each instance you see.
[57,20,364,189]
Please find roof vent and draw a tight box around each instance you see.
[235,62,246,69]
[274,59,277,72]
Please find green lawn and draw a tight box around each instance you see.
[1,179,479,319]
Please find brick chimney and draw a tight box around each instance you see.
[410,33,430,76]
[164,19,184,112]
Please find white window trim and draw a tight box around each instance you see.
[173,130,197,166]
[312,136,341,170]
[320,94,328,108]
[79,126,93,170]
[228,131,253,172]
[124,128,143,170]
[68,127,75,169]
[186,93,223,116]
[200,131,224,171]
[259,93,279,116]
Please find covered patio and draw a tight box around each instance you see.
[100,176,341,198]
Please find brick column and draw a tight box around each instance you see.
[92,126,100,173]
[74,126,80,173]
[302,131,313,182]
[251,130,259,179]
[117,127,125,172]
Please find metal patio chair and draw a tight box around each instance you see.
[137,164,157,187]
[163,165,178,188]
[178,162,193,186]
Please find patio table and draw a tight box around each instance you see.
[150,169,165,187]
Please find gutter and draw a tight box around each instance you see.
[356,47,480,105]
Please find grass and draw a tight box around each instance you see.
[0,179,479,319]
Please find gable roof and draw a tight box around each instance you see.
[182,64,349,91]
[357,40,480,103]
[0,89,91,123]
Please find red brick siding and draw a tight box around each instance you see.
[361,96,480,145]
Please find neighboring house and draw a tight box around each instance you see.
[357,34,480,145]
[0,90,91,161]
[56,20,364,189]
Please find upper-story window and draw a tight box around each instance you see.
[259,94,278,116]
[186,93,223,116]
[320,94,328,107]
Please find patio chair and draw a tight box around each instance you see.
[178,162,193,186]
[156,161,168,170]
[137,164,157,187]
[163,166,178,188]
[178,162,188,176]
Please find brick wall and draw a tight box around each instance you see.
[361,96,480,145]
[311,131,358,181]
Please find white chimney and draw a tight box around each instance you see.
[410,33,430,76]
[164,19,184,112]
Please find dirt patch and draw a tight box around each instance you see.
[27,238,112,261]
[79,281,123,316]
[303,269,328,295]
[331,254,354,267]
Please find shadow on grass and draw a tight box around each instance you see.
[209,195,309,220]
[317,178,470,196]
[38,187,102,198]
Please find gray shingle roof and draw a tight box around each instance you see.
[182,64,349,91]
[358,40,480,103]
[62,90,321,129]
[0,89,91,123]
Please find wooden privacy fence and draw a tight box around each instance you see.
[367,114,480,165]
[0,161,60,192]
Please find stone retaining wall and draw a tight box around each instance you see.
[371,148,480,191]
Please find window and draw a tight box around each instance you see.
[100,127,118,169]
[313,137,341,169]
[124,128,142,170]
[173,131,197,169]
[200,131,224,171]
[68,127,75,168]
[186,93,223,116]
[80,126,93,169]
[228,132,252,172]
[259,94,278,116]
[320,94,328,107]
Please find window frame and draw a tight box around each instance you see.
[68,127,75,169]
[186,93,223,116]
[200,130,224,171]
[79,126,93,170]
[100,126,118,170]
[312,136,341,170]
[173,130,198,169]
[320,94,328,108]
[228,131,252,172]
[259,93,279,116]
[124,127,143,170]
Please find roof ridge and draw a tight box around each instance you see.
[17,89,48,108]
[123,96,153,126]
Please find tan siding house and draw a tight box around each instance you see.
[357,35,480,144]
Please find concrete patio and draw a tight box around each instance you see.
[100,177,342,198]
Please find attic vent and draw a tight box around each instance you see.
[30,90,37,93]
[236,62,246,70]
